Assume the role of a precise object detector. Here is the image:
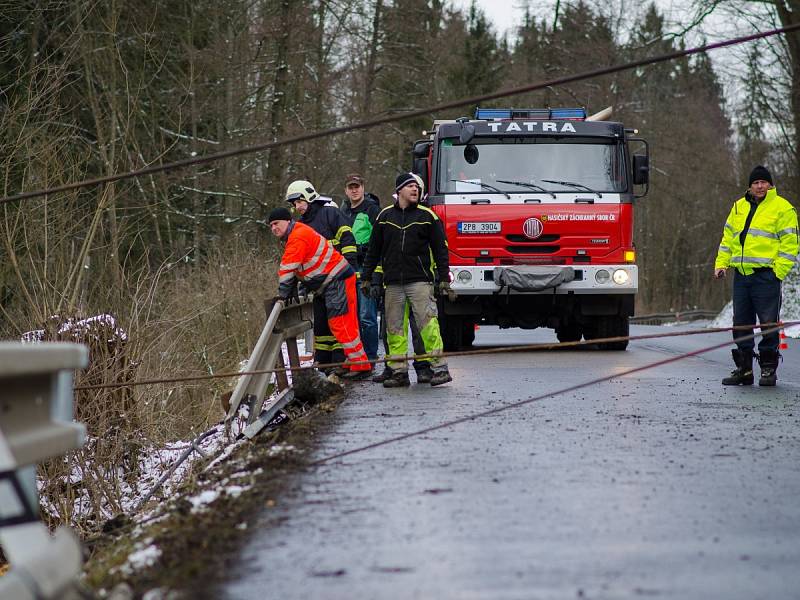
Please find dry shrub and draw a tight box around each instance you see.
[35,237,280,533]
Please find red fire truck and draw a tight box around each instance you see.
[411,107,650,350]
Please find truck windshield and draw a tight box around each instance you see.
[437,137,626,195]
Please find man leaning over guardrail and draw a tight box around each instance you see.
[268,207,372,380]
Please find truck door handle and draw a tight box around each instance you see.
[524,199,541,204]
[470,199,490,205]
[575,198,595,204]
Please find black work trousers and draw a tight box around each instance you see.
[732,268,782,354]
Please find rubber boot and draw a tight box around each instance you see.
[758,349,779,387]
[722,349,754,385]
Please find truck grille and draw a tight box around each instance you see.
[506,245,559,254]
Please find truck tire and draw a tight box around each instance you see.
[556,324,582,343]
[585,316,629,351]
[461,320,476,348]
[441,315,464,351]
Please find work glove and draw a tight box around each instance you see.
[360,278,372,297]
[438,281,457,302]
[369,283,383,301]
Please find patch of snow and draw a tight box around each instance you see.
[188,489,220,513]
[267,443,296,457]
[116,540,161,576]
[710,267,800,339]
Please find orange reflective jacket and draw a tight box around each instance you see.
[278,221,353,297]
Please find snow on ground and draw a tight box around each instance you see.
[710,267,800,338]
[38,337,312,544]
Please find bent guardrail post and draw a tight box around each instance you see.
[224,299,313,439]
[0,342,89,600]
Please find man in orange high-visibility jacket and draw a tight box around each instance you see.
[268,207,371,379]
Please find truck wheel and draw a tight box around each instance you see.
[585,316,629,351]
[441,315,464,351]
[556,324,582,343]
[461,321,476,348]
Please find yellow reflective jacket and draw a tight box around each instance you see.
[715,188,798,280]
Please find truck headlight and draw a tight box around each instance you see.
[456,270,472,284]
[595,269,610,284]
[613,269,630,285]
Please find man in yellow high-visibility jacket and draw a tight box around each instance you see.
[715,165,798,386]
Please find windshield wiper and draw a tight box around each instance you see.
[541,179,602,198]
[496,179,556,199]
[450,179,510,199]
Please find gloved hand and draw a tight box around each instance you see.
[369,283,382,301]
[360,278,372,297]
[438,281,457,302]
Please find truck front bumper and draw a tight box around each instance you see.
[449,264,638,295]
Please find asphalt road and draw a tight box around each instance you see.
[219,324,800,600]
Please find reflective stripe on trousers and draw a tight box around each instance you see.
[327,275,370,371]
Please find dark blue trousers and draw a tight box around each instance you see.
[732,269,782,353]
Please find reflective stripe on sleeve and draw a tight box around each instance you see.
[778,252,797,262]
[779,227,798,237]
[718,245,730,253]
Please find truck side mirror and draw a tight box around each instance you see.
[633,154,649,185]
[412,140,431,191]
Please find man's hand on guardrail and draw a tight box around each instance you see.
[714,268,726,279]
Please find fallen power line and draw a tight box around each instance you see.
[308,324,786,467]
[3,23,800,206]
[73,321,796,392]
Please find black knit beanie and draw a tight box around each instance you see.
[395,172,417,193]
[748,165,773,186]
[268,207,292,223]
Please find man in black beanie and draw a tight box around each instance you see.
[360,173,454,387]
[714,165,798,386]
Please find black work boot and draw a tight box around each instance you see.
[373,365,393,383]
[722,349,754,385]
[415,364,434,384]
[383,370,410,388]
[758,349,779,387]
[429,368,453,387]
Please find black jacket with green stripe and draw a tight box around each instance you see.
[299,200,358,269]
[362,201,449,286]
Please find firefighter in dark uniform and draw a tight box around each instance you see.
[714,165,798,386]
[285,180,364,376]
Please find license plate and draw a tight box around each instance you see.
[458,221,501,234]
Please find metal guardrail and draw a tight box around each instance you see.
[0,343,90,600]
[224,298,313,440]
[629,309,719,326]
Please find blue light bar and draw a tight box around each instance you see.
[474,107,587,120]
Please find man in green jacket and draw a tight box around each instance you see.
[715,165,798,386]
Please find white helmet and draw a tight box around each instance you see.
[285,180,320,204]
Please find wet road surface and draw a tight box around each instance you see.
[220,325,800,599]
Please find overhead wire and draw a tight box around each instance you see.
[2,23,800,206]
[72,321,797,391]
